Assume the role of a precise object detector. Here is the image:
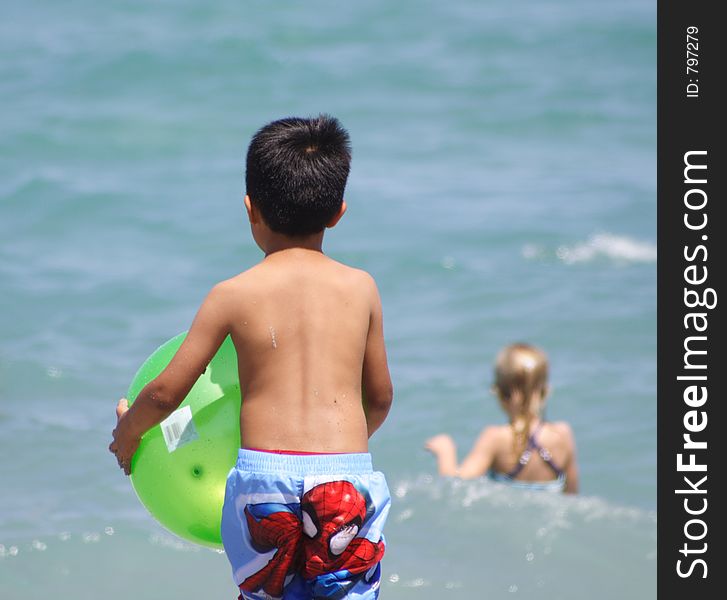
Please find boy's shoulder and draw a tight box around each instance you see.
[335,262,379,292]
[315,255,377,280]
[213,257,379,297]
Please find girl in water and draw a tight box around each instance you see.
[425,343,579,493]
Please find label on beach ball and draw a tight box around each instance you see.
[127,333,241,548]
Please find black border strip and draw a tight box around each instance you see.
[657,1,724,597]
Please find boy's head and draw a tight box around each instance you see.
[245,115,352,237]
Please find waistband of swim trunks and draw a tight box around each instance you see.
[235,448,374,475]
[245,447,344,456]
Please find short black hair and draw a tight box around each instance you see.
[245,115,352,236]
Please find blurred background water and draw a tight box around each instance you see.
[0,0,655,598]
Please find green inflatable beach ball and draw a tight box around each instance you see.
[127,333,241,548]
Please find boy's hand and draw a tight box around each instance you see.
[109,398,140,476]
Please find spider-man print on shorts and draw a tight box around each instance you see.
[221,450,390,600]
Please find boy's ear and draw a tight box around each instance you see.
[244,195,259,224]
[326,200,347,229]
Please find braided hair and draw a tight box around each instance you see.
[493,343,549,459]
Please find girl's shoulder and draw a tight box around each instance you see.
[482,423,511,437]
[546,420,574,434]
[543,421,576,448]
[479,423,513,449]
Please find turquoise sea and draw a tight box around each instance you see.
[1,0,656,598]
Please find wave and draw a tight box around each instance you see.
[522,233,657,265]
[391,473,656,524]
[382,474,655,598]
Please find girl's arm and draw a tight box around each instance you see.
[426,428,498,479]
[425,434,459,476]
[561,423,580,494]
[456,427,498,479]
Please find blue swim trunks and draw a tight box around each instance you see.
[221,449,391,600]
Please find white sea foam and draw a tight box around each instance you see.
[522,234,657,265]
[555,233,657,265]
[391,474,656,525]
[148,532,201,553]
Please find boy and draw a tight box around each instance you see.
[109,115,394,599]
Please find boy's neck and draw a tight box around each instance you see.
[262,231,325,256]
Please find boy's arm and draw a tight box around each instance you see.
[361,278,393,438]
[109,283,231,474]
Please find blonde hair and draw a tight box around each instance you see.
[493,343,549,458]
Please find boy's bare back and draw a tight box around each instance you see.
[143,249,392,457]
[214,248,390,452]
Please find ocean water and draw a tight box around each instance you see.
[0,0,656,598]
